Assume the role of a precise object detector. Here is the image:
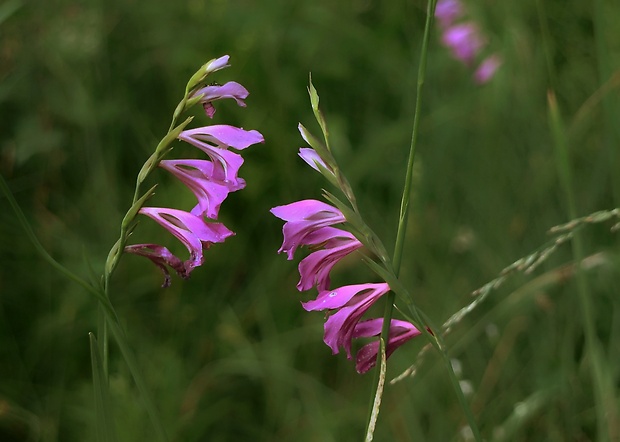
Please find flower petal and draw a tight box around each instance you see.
[270,200,346,259]
[192,81,249,118]
[160,159,236,219]
[353,319,422,374]
[302,283,391,357]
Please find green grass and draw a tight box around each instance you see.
[1,0,619,440]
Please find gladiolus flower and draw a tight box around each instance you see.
[159,159,235,219]
[302,283,391,357]
[271,200,347,259]
[192,81,249,118]
[353,318,422,374]
[138,207,234,274]
[178,125,264,190]
[296,226,362,292]
[435,0,463,29]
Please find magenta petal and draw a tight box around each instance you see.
[139,207,234,272]
[124,244,187,287]
[302,283,390,357]
[298,148,329,173]
[160,159,235,219]
[193,81,249,118]
[353,319,422,374]
[270,200,346,259]
[296,229,362,292]
[178,125,263,189]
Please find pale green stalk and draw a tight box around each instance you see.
[548,92,618,441]
[366,0,481,440]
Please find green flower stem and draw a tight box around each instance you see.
[548,92,618,441]
[368,1,482,440]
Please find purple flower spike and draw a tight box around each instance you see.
[302,283,391,358]
[179,125,264,190]
[296,227,362,292]
[441,23,485,65]
[270,200,347,259]
[353,318,422,374]
[474,54,502,84]
[124,244,187,288]
[160,159,235,219]
[192,81,249,118]
[139,207,234,273]
[435,0,463,29]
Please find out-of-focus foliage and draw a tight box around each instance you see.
[1,0,619,440]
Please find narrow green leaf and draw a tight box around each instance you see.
[121,184,158,230]
[308,75,330,147]
[89,333,118,442]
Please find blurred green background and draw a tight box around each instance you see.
[1,0,619,440]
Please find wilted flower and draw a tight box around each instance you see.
[124,244,186,288]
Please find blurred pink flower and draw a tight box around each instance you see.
[435,0,463,29]
[441,23,485,65]
[474,54,502,84]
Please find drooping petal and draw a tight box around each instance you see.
[270,200,346,259]
[160,159,236,219]
[192,81,249,118]
[353,318,422,374]
[441,23,485,65]
[124,244,187,287]
[179,125,264,190]
[139,207,234,273]
[296,227,362,292]
[302,283,391,357]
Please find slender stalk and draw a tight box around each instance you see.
[548,92,618,441]
[365,0,481,440]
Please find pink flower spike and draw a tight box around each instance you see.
[192,81,249,118]
[435,0,463,29]
[270,200,347,259]
[353,319,422,374]
[302,283,391,357]
[474,54,502,84]
[139,207,234,273]
[296,227,363,292]
[160,159,235,219]
[442,23,485,65]
[124,244,187,287]
[178,125,264,190]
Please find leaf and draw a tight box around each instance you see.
[89,333,119,442]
